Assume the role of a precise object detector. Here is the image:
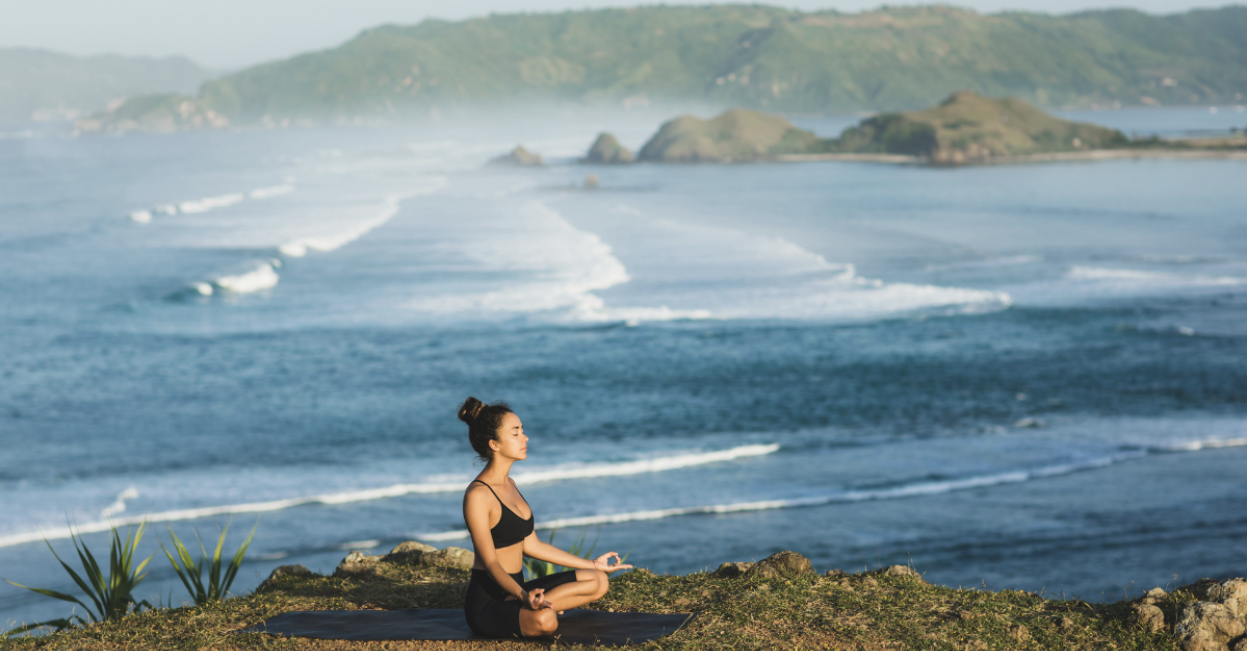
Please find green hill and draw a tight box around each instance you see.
[835,91,1129,163]
[86,4,1247,129]
[0,48,210,122]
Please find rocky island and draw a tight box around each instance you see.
[10,543,1244,650]
[601,91,1245,167]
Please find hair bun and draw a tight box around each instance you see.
[458,397,487,425]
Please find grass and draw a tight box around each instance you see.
[3,522,154,636]
[0,551,1195,650]
[161,520,258,606]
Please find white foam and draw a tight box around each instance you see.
[278,179,447,257]
[1068,266,1246,286]
[1151,437,1247,452]
[100,487,139,518]
[192,282,214,296]
[562,207,1012,324]
[249,184,295,199]
[129,210,152,224]
[179,193,245,214]
[414,451,1146,542]
[0,444,777,548]
[212,262,279,294]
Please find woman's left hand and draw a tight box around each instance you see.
[592,552,633,573]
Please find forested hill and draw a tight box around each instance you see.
[103,4,1247,127]
[0,49,210,122]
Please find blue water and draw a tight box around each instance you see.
[2,108,1246,630]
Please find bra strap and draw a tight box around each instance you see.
[472,479,503,504]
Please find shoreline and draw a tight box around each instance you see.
[772,147,1247,167]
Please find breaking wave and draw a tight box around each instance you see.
[417,450,1147,542]
[0,444,777,548]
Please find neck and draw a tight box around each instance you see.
[481,456,515,482]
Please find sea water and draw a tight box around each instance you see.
[1,107,1245,629]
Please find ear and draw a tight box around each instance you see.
[489,438,501,453]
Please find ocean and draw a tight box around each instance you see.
[1,105,1245,630]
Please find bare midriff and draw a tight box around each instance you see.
[472,541,525,574]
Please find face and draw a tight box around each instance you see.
[489,412,527,461]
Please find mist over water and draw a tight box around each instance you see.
[1,107,1245,629]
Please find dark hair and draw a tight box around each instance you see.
[458,397,514,462]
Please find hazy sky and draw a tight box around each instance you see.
[2,0,1237,69]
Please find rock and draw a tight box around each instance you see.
[1231,638,1247,651]
[743,551,814,580]
[1132,603,1166,632]
[583,133,634,164]
[1059,617,1074,630]
[881,565,925,582]
[334,550,382,578]
[637,109,828,163]
[488,145,543,167]
[714,562,755,578]
[391,541,437,555]
[1209,578,1247,617]
[1008,624,1031,643]
[422,546,475,569]
[257,564,314,591]
[824,569,846,578]
[1142,587,1168,605]
[583,174,600,189]
[387,540,437,565]
[964,640,988,651]
[1176,602,1246,650]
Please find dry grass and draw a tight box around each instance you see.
[1,557,1190,650]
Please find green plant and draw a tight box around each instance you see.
[160,519,257,606]
[524,527,609,580]
[3,521,154,636]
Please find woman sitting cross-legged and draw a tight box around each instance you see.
[458,397,633,638]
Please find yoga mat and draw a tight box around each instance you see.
[241,608,694,646]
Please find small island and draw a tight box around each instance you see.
[599,91,1246,167]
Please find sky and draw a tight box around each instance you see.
[1,0,1237,70]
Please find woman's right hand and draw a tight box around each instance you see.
[522,588,554,610]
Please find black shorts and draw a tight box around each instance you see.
[464,569,579,638]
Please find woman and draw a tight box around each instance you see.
[458,397,633,638]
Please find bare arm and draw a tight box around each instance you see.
[521,534,598,569]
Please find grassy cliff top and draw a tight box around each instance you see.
[0,552,1202,650]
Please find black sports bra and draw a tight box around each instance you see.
[472,480,534,548]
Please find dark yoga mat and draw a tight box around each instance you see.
[241,608,694,646]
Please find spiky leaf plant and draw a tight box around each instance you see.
[3,521,153,636]
[160,519,257,606]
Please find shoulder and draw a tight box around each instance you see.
[464,481,494,503]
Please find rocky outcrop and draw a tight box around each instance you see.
[1133,604,1166,632]
[713,562,754,578]
[488,145,543,167]
[879,565,926,582]
[583,133,634,164]
[1175,578,1247,651]
[637,109,829,163]
[332,542,475,579]
[743,551,814,580]
[257,564,315,592]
